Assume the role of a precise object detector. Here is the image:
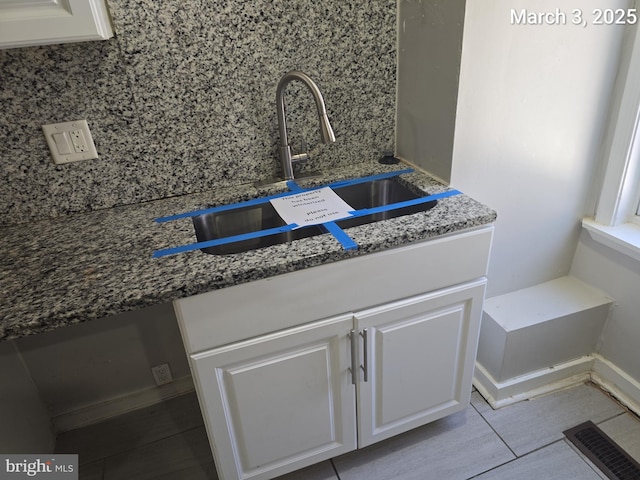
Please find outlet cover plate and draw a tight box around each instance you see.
[151,363,173,386]
[42,120,99,164]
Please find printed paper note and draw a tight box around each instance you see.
[270,187,354,227]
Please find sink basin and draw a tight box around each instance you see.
[193,177,437,255]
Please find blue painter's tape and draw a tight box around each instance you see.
[285,180,303,192]
[152,170,462,258]
[322,222,358,251]
[347,189,461,217]
[154,169,415,223]
[311,188,460,252]
[285,179,357,250]
[152,223,299,258]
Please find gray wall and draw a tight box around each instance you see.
[571,232,640,384]
[453,0,640,395]
[0,0,397,225]
[452,0,627,297]
[0,342,54,452]
[396,0,466,183]
[15,303,190,420]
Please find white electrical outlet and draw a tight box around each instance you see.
[151,363,173,386]
[42,120,99,164]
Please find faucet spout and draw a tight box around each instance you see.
[276,71,335,180]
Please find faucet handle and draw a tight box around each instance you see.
[295,138,308,155]
[291,152,309,164]
[291,139,309,165]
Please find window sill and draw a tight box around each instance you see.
[582,217,640,263]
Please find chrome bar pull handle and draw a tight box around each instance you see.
[349,329,358,385]
[360,328,369,382]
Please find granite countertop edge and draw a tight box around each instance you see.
[0,162,496,342]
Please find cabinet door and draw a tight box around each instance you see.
[191,314,357,480]
[354,279,486,447]
[0,0,113,49]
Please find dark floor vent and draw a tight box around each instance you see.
[564,421,640,480]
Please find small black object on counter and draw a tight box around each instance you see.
[379,153,400,165]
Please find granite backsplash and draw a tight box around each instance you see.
[0,0,396,226]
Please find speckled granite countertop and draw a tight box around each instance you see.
[0,162,496,342]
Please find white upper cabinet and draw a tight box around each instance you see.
[0,0,113,50]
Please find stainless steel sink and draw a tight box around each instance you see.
[193,177,437,255]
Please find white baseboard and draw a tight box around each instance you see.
[53,355,640,434]
[53,375,195,433]
[474,355,640,414]
[591,354,640,417]
[474,356,594,409]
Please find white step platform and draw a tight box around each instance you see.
[474,276,612,408]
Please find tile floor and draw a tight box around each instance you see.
[55,382,640,480]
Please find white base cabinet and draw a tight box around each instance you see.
[356,281,485,448]
[175,226,493,480]
[191,314,357,480]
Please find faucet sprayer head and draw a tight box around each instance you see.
[319,113,336,143]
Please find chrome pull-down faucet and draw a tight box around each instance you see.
[276,71,335,180]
